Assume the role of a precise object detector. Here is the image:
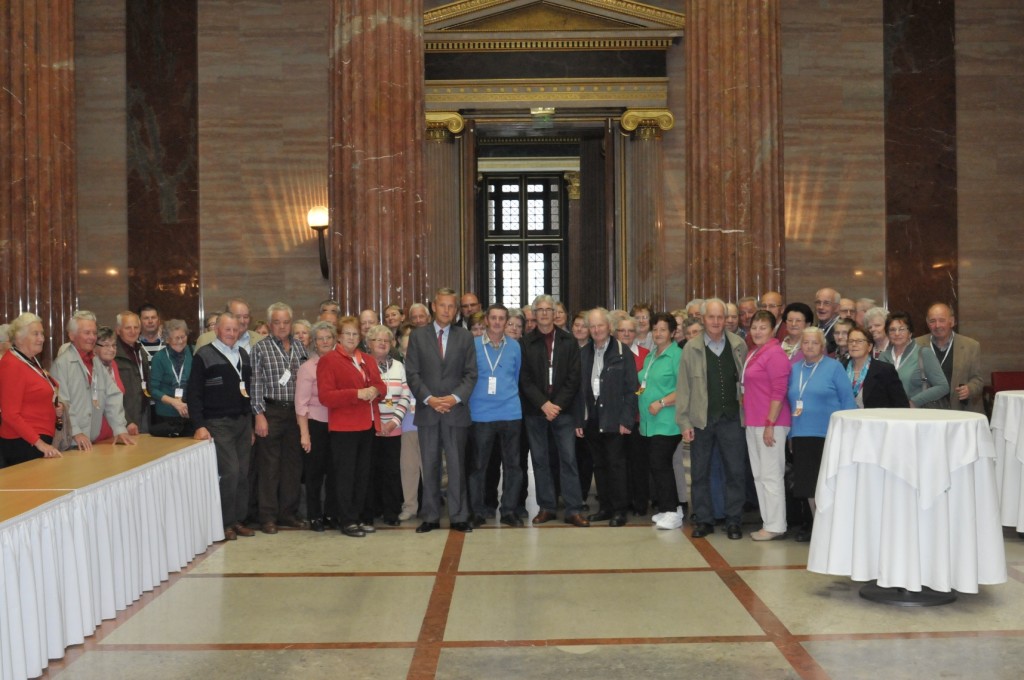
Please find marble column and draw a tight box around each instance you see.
[0,0,77,361]
[424,112,465,294]
[330,0,427,313]
[684,0,785,302]
[621,109,674,310]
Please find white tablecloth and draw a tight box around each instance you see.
[0,440,223,680]
[992,390,1024,532]
[807,408,1006,593]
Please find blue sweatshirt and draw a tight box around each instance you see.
[469,335,523,422]
[787,356,857,438]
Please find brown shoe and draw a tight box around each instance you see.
[261,522,279,535]
[563,513,590,527]
[278,517,310,530]
[532,510,556,524]
[233,522,255,537]
[222,527,237,541]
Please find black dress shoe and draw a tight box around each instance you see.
[587,511,613,522]
[794,529,812,543]
[500,514,524,527]
[310,518,325,533]
[727,524,742,540]
[415,521,441,534]
[609,513,628,527]
[383,518,401,527]
[341,524,365,538]
[470,514,486,528]
[450,521,473,533]
[691,523,715,538]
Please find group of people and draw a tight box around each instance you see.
[0,286,983,545]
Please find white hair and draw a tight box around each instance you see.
[266,302,293,321]
[8,313,42,342]
[66,309,97,335]
[700,298,726,316]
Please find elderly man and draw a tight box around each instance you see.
[458,292,482,330]
[737,296,758,339]
[318,299,341,324]
[916,303,984,413]
[138,304,164,359]
[676,298,748,540]
[814,287,842,353]
[406,287,478,533]
[685,298,704,320]
[855,298,876,327]
[250,302,309,534]
[114,311,151,434]
[408,302,431,328]
[725,303,741,335]
[521,305,537,334]
[188,312,255,541]
[196,298,265,351]
[51,310,136,450]
[520,294,589,527]
[575,308,639,527]
[838,298,857,321]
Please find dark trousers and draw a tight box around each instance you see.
[576,436,593,504]
[255,401,303,523]
[470,419,523,516]
[690,414,747,525]
[625,427,649,512]
[418,423,470,523]
[0,435,49,468]
[207,416,252,529]
[518,420,531,509]
[646,434,682,513]
[304,419,336,520]
[484,438,502,510]
[331,427,374,527]
[369,434,403,522]
[584,424,628,514]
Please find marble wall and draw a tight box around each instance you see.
[197,0,330,324]
[956,1,1024,376]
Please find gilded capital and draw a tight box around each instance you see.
[620,109,674,139]
[564,171,581,200]
[426,111,465,142]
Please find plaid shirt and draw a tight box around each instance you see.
[250,335,307,414]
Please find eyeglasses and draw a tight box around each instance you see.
[848,338,869,345]
[888,326,909,334]
[339,331,360,338]
[95,342,115,349]
[534,307,554,313]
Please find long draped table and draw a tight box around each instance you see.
[992,390,1024,532]
[0,437,223,680]
[807,409,1006,594]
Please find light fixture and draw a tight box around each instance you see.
[308,206,329,279]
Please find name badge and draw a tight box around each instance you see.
[794,399,804,416]
[278,369,292,386]
[174,388,184,399]
[141,379,147,390]
[592,377,601,397]
[239,380,249,398]
[548,366,553,384]
[488,376,497,395]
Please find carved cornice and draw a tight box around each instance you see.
[425,111,466,142]
[620,108,675,135]
[426,77,668,110]
[574,0,684,27]
[425,0,507,25]
[425,0,685,29]
[426,35,676,52]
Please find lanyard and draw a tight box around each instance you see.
[214,346,244,380]
[847,358,870,397]
[933,332,954,367]
[797,359,822,401]
[12,348,59,399]
[740,346,762,388]
[482,336,506,375]
[171,353,186,386]
[270,336,299,370]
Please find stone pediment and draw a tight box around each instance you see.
[425,0,685,33]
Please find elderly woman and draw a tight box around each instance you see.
[204,313,219,333]
[383,304,405,335]
[571,311,590,347]
[149,319,194,437]
[742,311,792,540]
[0,313,63,466]
[554,302,569,331]
[296,321,338,532]
[365,324,411,527]
[863,306,890,358]
[680,316,703,346]
[95,326,138,437]
[787,327,857,542]
[780,302,813,363]
[615,314,650,515]
[879,312,949,407]
[505,309,524,340]
[292,319,313,352]
[833,317,855,366]
[670,309,687,344]
[630,303,655,351]
[317,315,386,537]
[845,326,908,408]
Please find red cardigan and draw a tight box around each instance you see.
[316,347,386,432]
[0,351,58,444]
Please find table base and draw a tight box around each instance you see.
[858,581,958,606]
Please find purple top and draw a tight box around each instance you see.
[741,339,793,427]
[295,354,328,423]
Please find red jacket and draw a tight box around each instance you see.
[316,347,386,432]
[0,351,58,444]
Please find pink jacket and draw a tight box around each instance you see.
[741,339,793,427]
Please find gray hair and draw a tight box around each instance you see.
[532,294,555,308]
[293,319,312,333]
[856,297,876,309]
[862,306,889,327]
[587,307,611,327]
[801,326,827,346]
[816,288,841,304]
[115,310,140,328]
[8,313,42,342]
[615,315,637,331]
[737,296,757,306]
[67,309,97,335]
[266,302,293,321]
[507,307,524,320]
[408,302,430,317]
[365,324,394,343]
[163,319,189,338]
[310,321,337,354]
[686,298,705,311]
[217,311,238,327]
[318,299,341,313]
[700,298,726,316]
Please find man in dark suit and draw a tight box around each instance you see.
[575,308,639,527]
[405,287,478,533]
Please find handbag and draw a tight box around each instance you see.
[52,401,77,451]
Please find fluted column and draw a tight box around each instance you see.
[0,0,77,362]
[685,0,784,301]
[424,112,465,293]
[621,109,674,310]
[330,0,426,313]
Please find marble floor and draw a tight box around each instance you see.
[42,509,1024,680]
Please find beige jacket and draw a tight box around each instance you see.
[915,333,984,413]
[675,330,748,432]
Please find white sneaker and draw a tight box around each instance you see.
[655,512,683,530]
[651,512,666,523]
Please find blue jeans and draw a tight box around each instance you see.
[470,419,522,516]
[690,414,747,526]
[524,413,583,516]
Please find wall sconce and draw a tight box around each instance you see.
[308,206,329,279]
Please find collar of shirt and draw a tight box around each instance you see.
[931,332,954,351]
[704,332,727,355]
[118,337,141,363]
[212,338,241,364]
[238,330,251,348]
[433,321,450,334]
